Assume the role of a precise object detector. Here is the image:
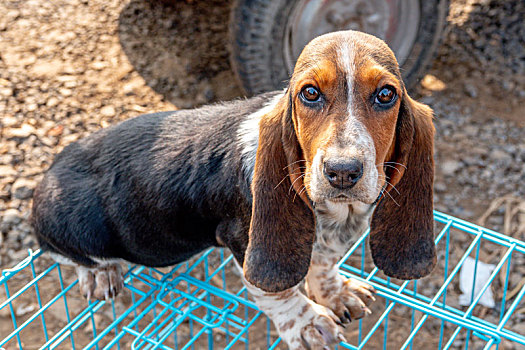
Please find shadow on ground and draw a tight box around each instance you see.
[117,0,243,109]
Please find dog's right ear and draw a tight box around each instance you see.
[243,93,316,293]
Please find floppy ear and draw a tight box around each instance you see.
[243,93,316,293]
[369,93,436,280]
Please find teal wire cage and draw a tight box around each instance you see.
[1,211,525,349]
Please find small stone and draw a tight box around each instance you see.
[7,9,20,20]
[47,125,64,136]
[490,149,512,167]
[91,61,107,70]
[64,80,77,88]
[17,222,32,234]
[502,80,514,91]
[0,87,13,97]
[11,249,31,262]
[11,178,38,199]
[31,60,64,77]
[434,182,447,193]
[463,83,478,98]
[463,125,478,137]
[421,74,446,91]
[59,88,73,97]
[0,165,17,177]
[4,123,36,138]
[512,322,525,335]
[61,134,79,145]
[2,208,22,225]
[46,97,59,107]
[100,105,116,117]
[2,116,18,127]
[26,103,38,112]
[441,160,462,176]
[16,303,37,317]
[23,234,35,247]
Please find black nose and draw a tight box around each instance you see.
[323,159,363,189]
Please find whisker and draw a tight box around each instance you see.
[289,174,305,194]
[274,173,300,189]
[299,186,308,196]
[274,174,290,189]
[382,161,407,169]
[377,184,400,207]
[283,159,307,170]
[293,185,307,202]
[376,175,400,195]
[384,181,400,195]
[377,164,402,175]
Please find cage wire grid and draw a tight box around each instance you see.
[1,211,525,350]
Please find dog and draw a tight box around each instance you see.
[31,30,436,349]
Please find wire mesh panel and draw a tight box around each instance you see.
[1,211,525,350]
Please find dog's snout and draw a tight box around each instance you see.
[323,159,363,189]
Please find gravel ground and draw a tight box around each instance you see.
[0,0,524,348]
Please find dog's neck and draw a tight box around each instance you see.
[312,200,373,257]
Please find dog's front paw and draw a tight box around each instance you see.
[277,298,345,350]
[76,264,124,301]
[306,274,376,323]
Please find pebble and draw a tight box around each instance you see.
[512,323,525,335]
[490,149,512,163]
[26,103,38,112]
[2,208,22,225]
[463,83,478,98]
[46,96,59,107]
[0,165,17,177]
[0,87,13,96]
[2,115,19,127]
[100,105,116,117]
[59,88,73,97]
[434,182,447,193]
[11,178,38,199]
[4,123,36,138]
[441,160,462,176]
[31,60,64,77]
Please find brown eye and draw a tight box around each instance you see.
[300,86,321,102]
[375,86,397,105]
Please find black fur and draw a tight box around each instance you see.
[32,92,280,268]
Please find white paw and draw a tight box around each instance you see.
[307,275,376,323]
[77,264,124,301]
[276,297,346,350]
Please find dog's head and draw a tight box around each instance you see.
[244,31,436,292]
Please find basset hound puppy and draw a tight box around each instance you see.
[32,30,436,349]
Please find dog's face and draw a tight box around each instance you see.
[246,30,435,292]
[289,31,403,205]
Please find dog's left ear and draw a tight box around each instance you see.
[370,93,436,280]
[243,93,316,293]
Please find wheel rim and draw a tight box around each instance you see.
[283,0,420,73]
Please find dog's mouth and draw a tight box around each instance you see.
[328,194,353,203]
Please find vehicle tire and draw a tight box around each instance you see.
[230,0,449,95]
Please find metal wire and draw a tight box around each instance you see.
[1,211,524,349]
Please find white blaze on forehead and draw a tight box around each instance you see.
[337,41,357,118]
[337,41,370,145]
[337,41,368,143]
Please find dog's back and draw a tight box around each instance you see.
[31,93,278,267]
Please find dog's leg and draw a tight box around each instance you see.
[76,264,124,301]
[243,277,345,350]
[305,248,375,324]
[48,251,124,301]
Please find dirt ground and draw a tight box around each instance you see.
[1,0,524,349]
